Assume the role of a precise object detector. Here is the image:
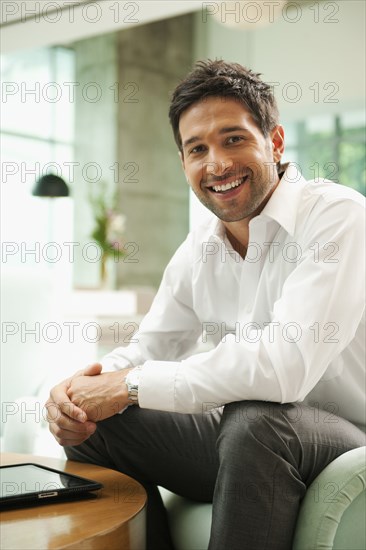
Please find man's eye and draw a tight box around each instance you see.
[190,145,205,154]
[227,136,243,144]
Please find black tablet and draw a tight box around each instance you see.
[0,463,103,509]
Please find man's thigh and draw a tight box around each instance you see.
[219,400,366,484]
[65,405,222,502]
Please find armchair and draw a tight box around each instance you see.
[160,446,366,550]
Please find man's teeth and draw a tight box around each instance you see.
[212,178,244,193]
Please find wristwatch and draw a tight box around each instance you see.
[124,366,142,405]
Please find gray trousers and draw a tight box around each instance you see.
[65,401,365,550]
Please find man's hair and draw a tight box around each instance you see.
[169,59,279,152]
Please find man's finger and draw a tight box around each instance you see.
[50,419,95,439]
[48,410,96,433]
[45,397,87,423]
[52,430,93,447]
[81,363,103,377]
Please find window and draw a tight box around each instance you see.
[1,46,75,279]
[282,112,365,195]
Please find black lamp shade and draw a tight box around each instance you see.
[33,174,69,197]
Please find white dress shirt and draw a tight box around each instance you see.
[101,164,365,428]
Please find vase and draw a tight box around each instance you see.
[100,253,107,286]
[100,254,116,289]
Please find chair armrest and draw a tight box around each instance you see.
[293,446,366,550]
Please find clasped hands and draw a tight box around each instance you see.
[45,364,132,447]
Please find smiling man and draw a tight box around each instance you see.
[46,60,365,550]
[178,95,284,256]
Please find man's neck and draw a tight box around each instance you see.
[222,166,287,258]
[224,223,249,259]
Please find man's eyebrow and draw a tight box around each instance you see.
[219,125,250,134]
[182,136,200,149]
[182,126,250,149]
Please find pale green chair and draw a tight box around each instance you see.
[160,446,366,550]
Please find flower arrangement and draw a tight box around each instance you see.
[88,182,126,285]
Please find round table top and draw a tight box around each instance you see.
[0,452,147,550]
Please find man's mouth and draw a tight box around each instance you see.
[208,175,248,194]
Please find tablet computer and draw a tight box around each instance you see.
[0,463,103,509]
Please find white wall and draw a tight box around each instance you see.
[194,1,365,120]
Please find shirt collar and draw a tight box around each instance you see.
[259,163,307,236]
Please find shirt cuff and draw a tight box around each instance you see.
[138,360,180,412]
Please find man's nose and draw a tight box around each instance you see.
[203,149,235,179]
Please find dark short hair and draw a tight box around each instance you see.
[169,59,279,152]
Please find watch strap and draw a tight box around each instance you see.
[124,366,142,405]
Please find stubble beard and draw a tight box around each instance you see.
[194,173,275,223]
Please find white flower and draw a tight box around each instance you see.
[107,213,126,244]
[109,214,126,233]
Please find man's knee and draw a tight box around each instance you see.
[217,401,300,458]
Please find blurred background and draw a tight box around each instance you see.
[1,0,365,454]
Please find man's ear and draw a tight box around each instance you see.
[271,125,285,163]
[178,151,189,184]
[178,150,185,169]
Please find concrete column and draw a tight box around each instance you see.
[116,14,193,288]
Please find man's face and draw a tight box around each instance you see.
[179,96,284,223]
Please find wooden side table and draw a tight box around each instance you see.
[0,453,147,550]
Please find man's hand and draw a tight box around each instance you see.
[66,368,131,423]
[45,363,102,447]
